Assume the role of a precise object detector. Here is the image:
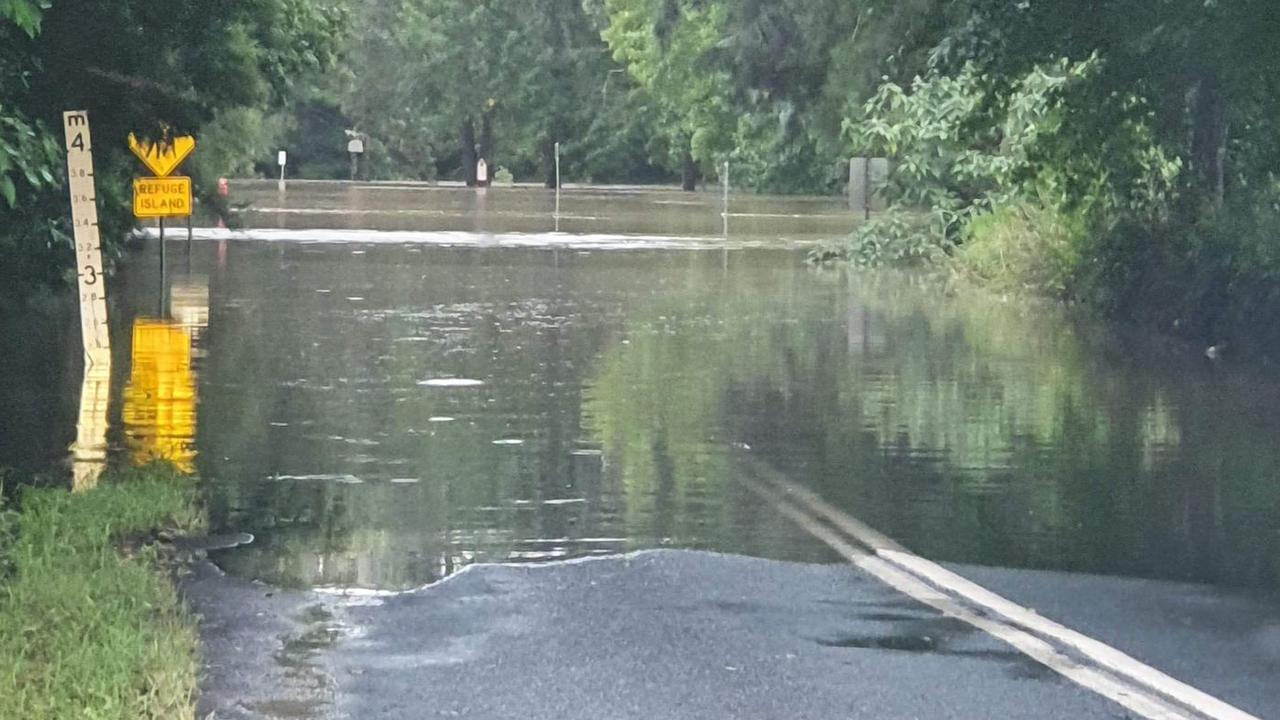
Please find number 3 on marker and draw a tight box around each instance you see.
[82,265,97,285]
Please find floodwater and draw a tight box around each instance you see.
[2,182,1278,597]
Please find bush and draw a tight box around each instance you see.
[958,201,1086,295]
[810,209,950,267]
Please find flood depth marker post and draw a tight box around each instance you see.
[64,111,111,370]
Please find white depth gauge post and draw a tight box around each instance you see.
[63,111,111,369]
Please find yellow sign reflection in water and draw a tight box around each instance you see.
[70,362,112,493]
[122,319,197,473]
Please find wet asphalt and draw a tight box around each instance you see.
[187,550,1161,720]
[954,564,1280,718]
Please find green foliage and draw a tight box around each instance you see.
[951,0,1280,210]
[811,209,949,268]
[0,107,58,209]
[958,201,1086,295]
[0,0,45,36]
[603,0,736,174]
[848,61,1089,237]
[188,106,291,181]
[0,464,204,720]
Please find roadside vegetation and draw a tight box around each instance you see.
[0,464,204,720]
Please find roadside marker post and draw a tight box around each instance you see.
[346,133,365,180]
[277,150,287,192]
[63,111,111,371]
[722,161,730,237]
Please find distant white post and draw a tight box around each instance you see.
[554,141,562,218]
[277,150,287,192]
[722,161,730,236]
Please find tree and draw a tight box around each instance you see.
[603,0,736,190]
[951,0,1280,213]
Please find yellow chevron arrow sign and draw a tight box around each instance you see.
[127,133,196,177]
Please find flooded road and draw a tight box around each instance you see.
[2,183,1279,600]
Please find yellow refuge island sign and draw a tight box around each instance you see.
[133,176,192,218]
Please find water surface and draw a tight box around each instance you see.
[2,185,1277,596]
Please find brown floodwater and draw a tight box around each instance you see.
[2,182,1278,595]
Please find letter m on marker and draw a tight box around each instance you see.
[67,114,87,126]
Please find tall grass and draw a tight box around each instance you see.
[0,464,204,720]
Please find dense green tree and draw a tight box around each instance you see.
[951,0,1280,213]
[338,0,651,186]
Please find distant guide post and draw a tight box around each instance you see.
[277,150,288,192]
[476,158,490,188]
[849,156,890,220]
[346,131,365,181]
[554,141,562,217]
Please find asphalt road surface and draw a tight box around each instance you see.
[186,546,1278,720]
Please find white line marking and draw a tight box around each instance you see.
[736,457,1259,720]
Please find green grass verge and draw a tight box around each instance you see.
[0,464,204,720]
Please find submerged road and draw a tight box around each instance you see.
[186,455,1280,720]
[107,188,1275,719]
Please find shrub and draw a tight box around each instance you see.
[958,201,1086,295]
[810,209,950,267]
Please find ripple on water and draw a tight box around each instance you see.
[418,378,485,388]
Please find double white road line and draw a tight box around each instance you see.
[735,455,1258,720]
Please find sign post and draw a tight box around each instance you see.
[722,161,730,237]
[129,131,196,316]
[346,133,365,181]
[65,111,111,492]
[277,150,287,192]
[64,111,111,371]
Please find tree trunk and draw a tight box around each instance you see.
[1191,69,1227,212]
[681,149,698,192]
[460,118,478,186]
